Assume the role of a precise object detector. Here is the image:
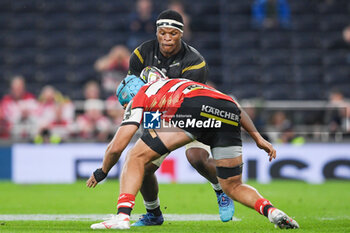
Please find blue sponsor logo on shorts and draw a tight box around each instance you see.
[143,110,161,129]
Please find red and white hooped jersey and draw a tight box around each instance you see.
[121,78,236,126]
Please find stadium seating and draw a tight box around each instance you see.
[294,84,327,100]
[229,65,261,84]
[221,0,350,99]
[1,0,350,101]
[259,49,291,66]
[291,32,322,49]
[293,66,323,84]
[291,15,318,31]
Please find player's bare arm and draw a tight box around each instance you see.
[238,104,276,162]
[86,124,138,188]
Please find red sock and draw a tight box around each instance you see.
[117,193,135,216]
[254,198,276,217]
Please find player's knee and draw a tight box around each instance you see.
[187,156,204,170]
[186,148,209,169]
[144,163,159,176]
[127,148,151,164]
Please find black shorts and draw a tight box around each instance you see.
[172,96,242,149]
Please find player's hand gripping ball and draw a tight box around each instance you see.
[140,66,167,83]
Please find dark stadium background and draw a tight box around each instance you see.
[2,0,349,98]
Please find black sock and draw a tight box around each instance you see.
[214,189,223,195]
[263,205,274,217]
[146,206,162,217]
[117,207,132,216]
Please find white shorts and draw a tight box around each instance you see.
[151,140,211,167]
[185,140,211,156]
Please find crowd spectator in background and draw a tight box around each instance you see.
[34,85,75,143]
[267,111,305,145]
[327,25,350,65]
[251,0,291,29]
[0,107,10,139]
[1,76,37,124]
[76,99,112,142]
[243,103,269,141]
[328,25,350,50]
[10,105,37,141]
[105,96,124,126]
[343,25,350,48]
[34,128,62,144]
[83,81,101,100]
[80,81,113,140]
[327,90,350,135]
[47,105,72,142]
[83,80,124,130]
[127,0,157,50]
[36,86,75,129]
[94,45,131,94]
[168,0,192,42]
[342,25,350,49]
[267,111,291,143]
[277,124,305,145]
[1,76,38,140]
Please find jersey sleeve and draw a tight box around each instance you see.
[120,101,143,127]
[128,47,145,76]
[181,57,209,84]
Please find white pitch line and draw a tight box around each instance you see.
[0,214,241,222]
[318,216,350,221]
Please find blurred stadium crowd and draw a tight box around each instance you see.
[1,0,350,143]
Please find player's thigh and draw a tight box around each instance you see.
[127,138,161,164]
[185,142,211,166]
[139,128,192,162]
[185,140,211,158]
[155,129,193,151]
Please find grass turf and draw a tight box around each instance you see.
[0,181,350,232]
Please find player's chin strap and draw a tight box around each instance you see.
[216,163,243,179]
[93,168,107,182]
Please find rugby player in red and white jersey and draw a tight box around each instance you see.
[87,73,299,230]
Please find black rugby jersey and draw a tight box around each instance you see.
[128,39,208,83]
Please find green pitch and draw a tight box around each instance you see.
[0,181,349,232]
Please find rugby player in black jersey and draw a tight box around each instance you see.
[127,10,234,226]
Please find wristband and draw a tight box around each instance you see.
[93,168,107,182]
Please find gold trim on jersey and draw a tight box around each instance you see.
[200,112,239,126]
[159,96,167,108]
[181,61,206,74]
[150,99,157,109]
[134,48,144,64]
